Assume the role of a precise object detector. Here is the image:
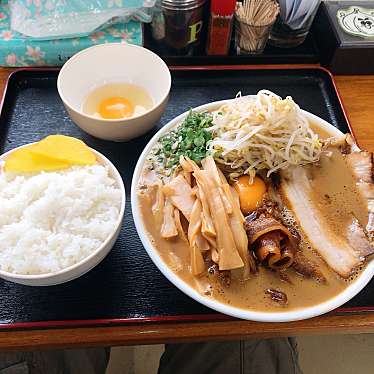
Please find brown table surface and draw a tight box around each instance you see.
[0,67,374,351]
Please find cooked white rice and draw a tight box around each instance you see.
[0,164,122,275]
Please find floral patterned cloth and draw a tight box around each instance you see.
[10,0,149,16]
[9,0,153,39]
[0,1,143,66]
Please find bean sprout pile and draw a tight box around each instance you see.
[206,90,323,181]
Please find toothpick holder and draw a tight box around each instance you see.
[235,16,275,54]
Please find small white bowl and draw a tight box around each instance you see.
[57,43,171,142]
[0,145,126,286]
[132,98,374,322]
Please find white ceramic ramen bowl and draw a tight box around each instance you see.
[57,43,171,142]
[0,144,126,286]
[131,98,374,322]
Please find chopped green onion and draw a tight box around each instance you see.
[156,110,213,168]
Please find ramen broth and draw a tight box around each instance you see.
[137,123,368,311]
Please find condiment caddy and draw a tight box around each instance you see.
[146,0,320,65]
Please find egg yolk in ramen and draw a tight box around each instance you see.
[234,175,266,214]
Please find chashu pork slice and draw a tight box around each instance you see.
[279,166,374,278]
[331,134,374,236]
[345,151,374,235]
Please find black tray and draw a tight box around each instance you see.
[0,67,368,330]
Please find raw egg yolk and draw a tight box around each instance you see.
[98,96,134,119]
[234,175,266,214]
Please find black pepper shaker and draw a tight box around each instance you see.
[151,0,207,55]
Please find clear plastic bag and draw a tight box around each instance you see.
[9,0,156,39]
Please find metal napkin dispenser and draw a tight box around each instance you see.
[312,1,374,74]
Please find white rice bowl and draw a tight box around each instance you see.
[0,145,125,286]
[0,164,121,275]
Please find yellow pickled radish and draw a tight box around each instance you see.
[4,145,70,173]
[30,135,96,166]
[4,135,96,173]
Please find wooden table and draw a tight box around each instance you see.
[0,67,374,351]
